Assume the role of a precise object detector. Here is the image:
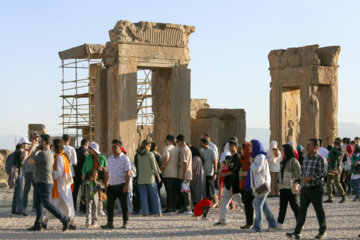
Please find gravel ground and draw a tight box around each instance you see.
[0,188,359,240]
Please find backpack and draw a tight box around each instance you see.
[5,152,15,176]
[8,166,18,189]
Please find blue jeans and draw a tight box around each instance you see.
[33,183,67,227]
[23,171,34,212]
[138,182,162,215]
[252,193,278,232]
[351,178,360,197]
[12,174,24,214]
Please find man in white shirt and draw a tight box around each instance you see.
[202,133,219,161]
[101,139,131,230]
[62,134,77,177]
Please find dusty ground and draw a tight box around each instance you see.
[0,188,359,240]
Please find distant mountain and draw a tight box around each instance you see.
[338,122,360,138]
[0,122,359,151]
[246,127,270,149]
[0,135,21,151]
[246,122,360,151]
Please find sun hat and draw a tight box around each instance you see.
[18,137,31,145]
[89,142,100,155]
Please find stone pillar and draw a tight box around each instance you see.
[172,64,191,142]
[106,59,137,156]
[88,63,101,141]
[299,84,319,146]
[269,81,281,145]
[94,68,108,154]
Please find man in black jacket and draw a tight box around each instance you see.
[73,139,89,213]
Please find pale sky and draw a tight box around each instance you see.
[0,0,359,139]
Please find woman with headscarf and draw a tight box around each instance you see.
[277,144,301,228]
[249,139,279,232]
[239,142,254,229]
[190,146,206,206]
[267,141,282,197]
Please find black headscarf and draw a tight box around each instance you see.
[281,144,295,182]
[190,146,205,165]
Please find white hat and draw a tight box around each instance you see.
[270,140,278,149]
[287,140,294,147]
[89,142,100,155]
[18,137,31,145]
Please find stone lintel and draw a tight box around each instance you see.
[108,20,195,48]
[196,108,245,119]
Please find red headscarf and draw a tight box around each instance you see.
[239,142,251,190]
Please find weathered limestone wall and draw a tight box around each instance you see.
[0,149,10,188]
[191,99,209,119]
[95,20,195,157]
[269,44,340,148]
[191,108,246,150]
[28,124,47,139]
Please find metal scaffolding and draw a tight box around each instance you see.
[137,69,154,126]
[58,44,104,147]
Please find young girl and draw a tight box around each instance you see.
[82,169,102,228]
[193,196,217,220]
[218,155,231,202]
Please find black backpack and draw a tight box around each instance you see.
[5,152,15,176]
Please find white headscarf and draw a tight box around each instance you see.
[220,143,231,163]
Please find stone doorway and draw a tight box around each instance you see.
[282,87,301,147]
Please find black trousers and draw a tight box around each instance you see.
[205,176,214,198]
[294,185,326,235]
[72,177,86,212]
[240,189,254,226]
[163,177,180,211]
[180,180,191,211]
[107,184,128,224]
[277,189,299,224]
[202,206,210,218]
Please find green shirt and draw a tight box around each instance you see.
[135,150,161,185]
[89,181,95,200]
[82,154,107,176]
[328,147,344,170]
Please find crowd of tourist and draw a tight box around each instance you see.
[6,131,360,239]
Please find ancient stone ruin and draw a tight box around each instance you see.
[190,99,246,150]
[94,20,195,156]
[268,44,340,148]
[58,20,247,157]
[28,124,47,139]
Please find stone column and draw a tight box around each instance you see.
[94,69,108,154]
[172,64,191,142]
[299,84,319,146]
[269,80,281,146]
[106,59,137,157]
[88,63,101,141]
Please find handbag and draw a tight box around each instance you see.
[255,183,270,198]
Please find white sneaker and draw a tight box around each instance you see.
[98,210,106,216]
[202,216,211,221]
[267,224,282,232]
